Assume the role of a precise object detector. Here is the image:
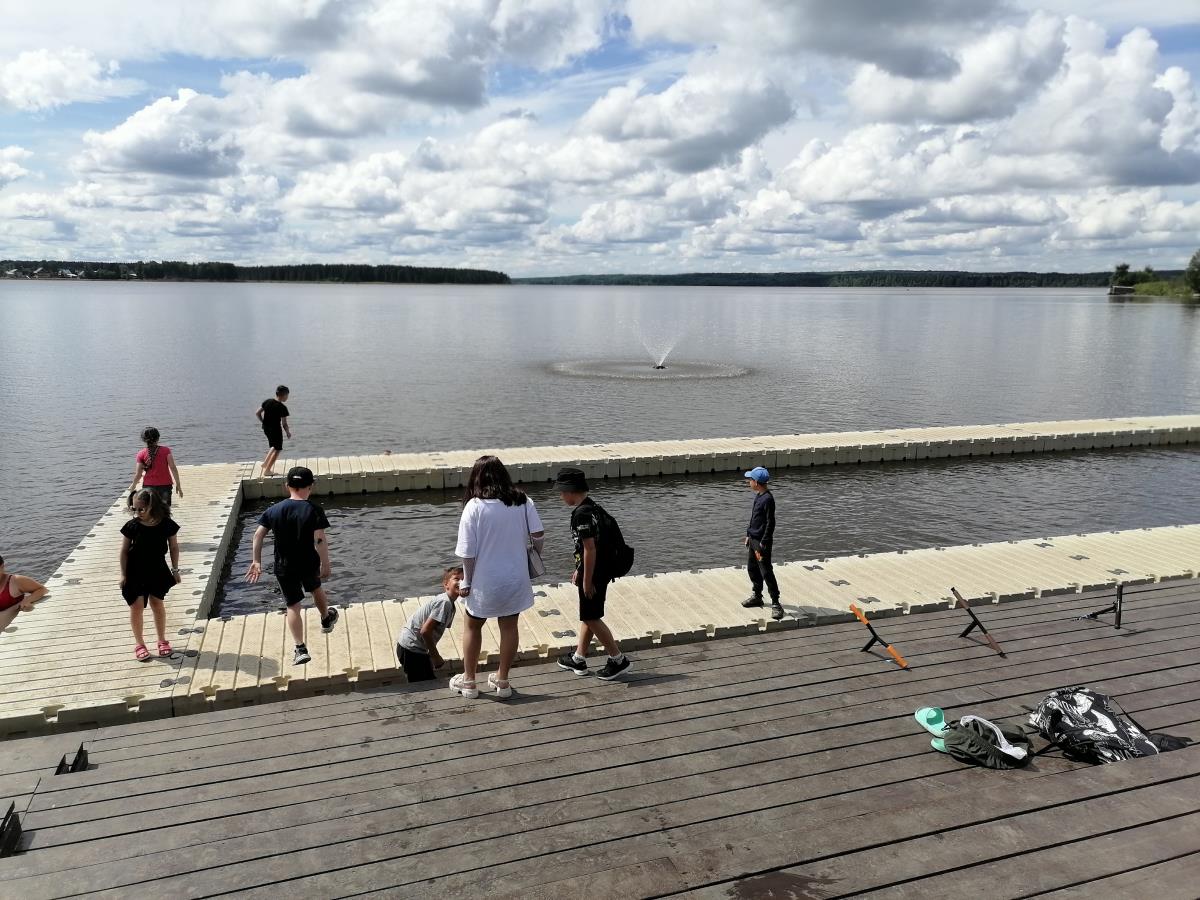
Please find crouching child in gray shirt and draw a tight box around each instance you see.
[396,566,462,681]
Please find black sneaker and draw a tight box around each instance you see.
[321,607,340,632]
[596,656,631,681]
[558,654,589,676]
[741,595,764,608]
[771,603,786,621]
[293,645,311,666]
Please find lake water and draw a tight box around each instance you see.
[3,281,1199,587]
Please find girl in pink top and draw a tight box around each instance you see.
[0,554,48,632]
[126,427,184,508]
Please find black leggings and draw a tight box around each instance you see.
[747,540,780,601]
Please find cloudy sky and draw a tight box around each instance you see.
[1,1,1199,275]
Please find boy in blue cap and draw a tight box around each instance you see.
[741,466,784,621]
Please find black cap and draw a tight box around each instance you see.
[554,467,589,492]
[287,466,315,489]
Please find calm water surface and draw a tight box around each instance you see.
[3,282,1199,584]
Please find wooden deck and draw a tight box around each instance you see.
[1,581,1198,898]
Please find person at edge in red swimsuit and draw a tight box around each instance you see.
[0,554,48,633]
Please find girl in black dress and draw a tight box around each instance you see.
[120,488,181,660]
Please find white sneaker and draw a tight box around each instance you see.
[488,673,513,699]
[449,674,479,699]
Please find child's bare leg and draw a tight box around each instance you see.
[286,604,304,644]
[586,618,621,657]
[262,448,279,475]
[148,597,167,643]
[462,615,483,681]
[130,601,146,645]
[0,607,20,631]
[497,615,519,681]
[575,622,594,658]
[311,587,330,617]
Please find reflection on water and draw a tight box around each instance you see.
[216,447,1200,616]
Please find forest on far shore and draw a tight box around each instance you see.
[1,260,511,284]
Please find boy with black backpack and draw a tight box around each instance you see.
[554,467,632,680]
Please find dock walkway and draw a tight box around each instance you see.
[2,414,1199,738]
[240,414,1200,498]
[2,581,1198,897]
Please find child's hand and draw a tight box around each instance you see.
[570,570,578,585]
[744,537,750,546]
[320,562,332,580]
[583,579,595,599]
[246,562,261,583]
[19,601,34,612]
[173,571,182,585]
[432,652,445,670]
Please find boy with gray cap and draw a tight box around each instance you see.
[246,465,340,665]
[741,466,784,621]
[554,467,631,680]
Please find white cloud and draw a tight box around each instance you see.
[627,0,1003,78]
[0,47,140,111]
[76,89,243,178]
[579,61,793,172]
[1,4,1199,273]
[847,13,1066,123]
[0,146,32,187]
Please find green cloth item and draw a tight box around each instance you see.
[931,738,947,753]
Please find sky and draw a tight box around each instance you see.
[1,0,1199,276]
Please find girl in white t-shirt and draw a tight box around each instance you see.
[452,455,544,699]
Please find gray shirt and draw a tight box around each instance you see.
[397,592,456,655]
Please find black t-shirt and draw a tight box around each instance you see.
[570,498,603,573]
[261,398,290,431]
[121,517,180,567]
[258,498,329,575]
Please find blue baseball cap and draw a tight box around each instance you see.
[744,466,770,483]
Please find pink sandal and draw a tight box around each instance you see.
[157,640,173,657]
[134,644,151,661]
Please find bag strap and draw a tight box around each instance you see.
[1108,695,1150,735]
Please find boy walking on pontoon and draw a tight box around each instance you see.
[257,385,291,477]
[554,467,631,681]
[246,466,340,665]
[740,466,785,621]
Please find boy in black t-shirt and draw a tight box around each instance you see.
[256,384,291,476]
[554,467,631,680]
[246,466,340,665]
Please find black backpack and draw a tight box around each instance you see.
[591,501,635,580]
[1028,687,1160,764]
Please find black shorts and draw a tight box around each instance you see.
[277,571,321,606]
[264,425,284,452]
[577,577,609,622]
[397,646,436,682]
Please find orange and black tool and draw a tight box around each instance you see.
[849,603,909,669]
[951,587,1006,657]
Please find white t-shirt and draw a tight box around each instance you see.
[455,497,543,619]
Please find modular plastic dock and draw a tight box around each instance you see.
[2,415,1199,738]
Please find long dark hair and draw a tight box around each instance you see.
[142,426,161,472]
[463,455,527,506]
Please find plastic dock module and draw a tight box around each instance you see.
[3,417,1200,737]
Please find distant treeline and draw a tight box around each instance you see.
[514,270,1184,288]
[2,259,510,285]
